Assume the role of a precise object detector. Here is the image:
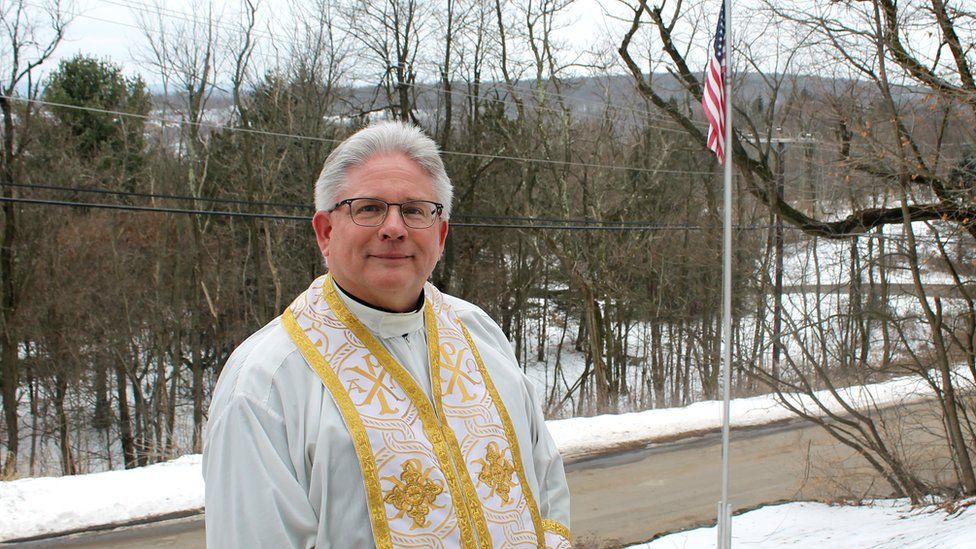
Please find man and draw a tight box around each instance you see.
[203,121,571,548]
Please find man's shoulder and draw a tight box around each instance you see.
[441,292,491,321]
[438,291,518,362]
[440,292,505,336]
[438,291,539,408]
[211,316,308,409]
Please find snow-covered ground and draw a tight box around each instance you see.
[2,367,971,542]
[629,498,976,549]
[780,221,971,288]
[0,455,204,540]
[550,364,965,462]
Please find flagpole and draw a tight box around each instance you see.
[717,0,734,547]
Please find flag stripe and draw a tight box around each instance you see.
[702,1,727,164]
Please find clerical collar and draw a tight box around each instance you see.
[332,279,425,339]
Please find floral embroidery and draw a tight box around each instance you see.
[383,458,444,529]
[475,442,517,505]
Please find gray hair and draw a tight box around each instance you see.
[314,121,453,219]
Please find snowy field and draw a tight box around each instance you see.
[629,498,976,549]
[1,367,972,543]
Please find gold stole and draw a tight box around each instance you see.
[283,275,570,548]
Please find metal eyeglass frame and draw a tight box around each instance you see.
[329,197,445,229]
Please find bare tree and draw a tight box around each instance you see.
[614,0,976,497]
[345,0,432,121]
[0,0,71,478]
[617,0,976,237]
[135,0,225,453]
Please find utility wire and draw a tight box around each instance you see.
[19,94,966,183]
[3,181,724,226]
[35,180,932,231]
[15,92,970,187]
[4,95,719,176]
[0,195,771,231]
[32,5,972,172]
[38,0,700,134]
[34,0,974,160]
[1,181,310,210]
[0,196,310,221]
[4,195,970,243]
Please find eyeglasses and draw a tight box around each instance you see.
[329,197,444,229]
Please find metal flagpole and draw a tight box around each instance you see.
[717,0,734,547]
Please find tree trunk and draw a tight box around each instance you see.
[116,359,136,469]
[903,203,976,494]
[581,289,608,412]
[651,323,665,408]
[54,374,76,476]
[192,335,204,453]
[0,97,19,478]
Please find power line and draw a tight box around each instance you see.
[0,196,310,221]
[17,90,972,187]
[0,194,769,231]
[5,194,971,243]
[4,95,719,176]
[5,181,726,226]
[9,180,768,227]
[43,0,976,164]
[1,181,310,210]
[41,2,974,175]
[453,213,709,227]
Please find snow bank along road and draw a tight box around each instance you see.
[3,370,958,547]
[7,398,953,548]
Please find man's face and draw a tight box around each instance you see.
[312,152,449,312]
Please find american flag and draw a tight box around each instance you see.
[702,1,727,163]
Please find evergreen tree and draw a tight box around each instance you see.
[43,55,150,174]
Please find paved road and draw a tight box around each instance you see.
[12,409,950,549]
[568,399,952,547]
[569,420,872,547]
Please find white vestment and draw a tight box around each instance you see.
[203,279,570,548]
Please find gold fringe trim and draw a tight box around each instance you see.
[282,307,393,549]
[426,304,494,549]
[542,519,572,542]
[459,321,547,548]
[322,278,478,549]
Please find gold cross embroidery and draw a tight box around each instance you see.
[439,342,479,402]
[383,458,445,529]
[348,354,402,415]
[474,442,517,505]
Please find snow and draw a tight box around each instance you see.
[551,366,967,462]
[628,498,976,549]
[0,455,203,541]
[780,221,969,288]
[0,368,972,542]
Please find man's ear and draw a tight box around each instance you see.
[312,210,333,258]
[437,219,449,250]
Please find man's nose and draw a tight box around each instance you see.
[378,206,407,239]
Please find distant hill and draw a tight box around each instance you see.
[147,72,922,129]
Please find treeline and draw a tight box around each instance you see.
[8,54,753,475]
[1,0,974,502]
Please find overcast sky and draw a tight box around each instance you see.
[42,0,637,88]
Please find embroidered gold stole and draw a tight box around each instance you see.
[283,275,570,548]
